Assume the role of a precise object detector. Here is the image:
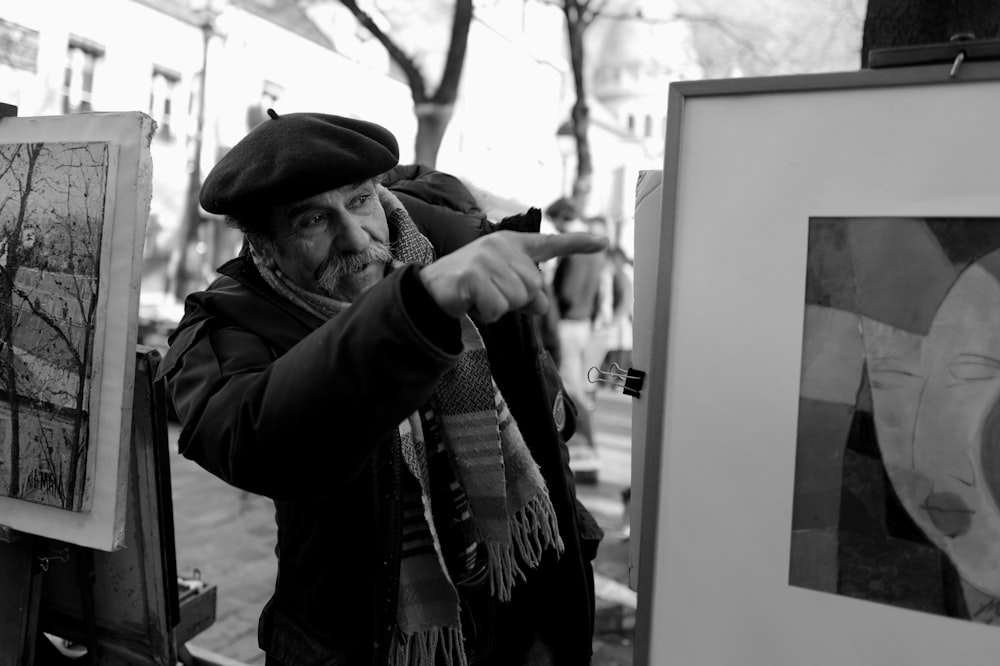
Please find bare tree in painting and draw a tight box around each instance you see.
[0,141,43,500]
[28,143,104,510]
[0,141,105,511]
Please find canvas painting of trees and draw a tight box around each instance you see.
[0,140,108,513]
[0,112,151,551]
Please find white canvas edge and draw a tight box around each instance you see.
[0,112,153,551]
[628,168,663,591]
[637,73,1000,665]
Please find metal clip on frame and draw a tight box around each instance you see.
[587,363,646,398]
[36,545,69,573]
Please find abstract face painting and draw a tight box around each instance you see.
[790,217,1000,625]
[865,252,1000,597]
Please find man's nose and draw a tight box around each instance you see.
[332,217,370,254]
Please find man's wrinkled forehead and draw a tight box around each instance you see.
[279,179,377,221]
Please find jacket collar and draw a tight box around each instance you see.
[217,254,326,331]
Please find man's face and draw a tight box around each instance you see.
[265,179,391,302]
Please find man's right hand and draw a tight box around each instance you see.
[419,230,608,323]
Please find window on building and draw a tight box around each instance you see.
[62,38,103,114]
[0,18,39,73]
[644,114,653,138]
[627,114,635,133]
[149,66,180,139]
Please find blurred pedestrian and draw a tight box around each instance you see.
[536,197,575,368]
[602,246,634,372]
[581,216,615,406]
[549,206,609,415]
[157,111,605,666]
[544,200,609,486]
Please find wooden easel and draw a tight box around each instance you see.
[0,348,217,666]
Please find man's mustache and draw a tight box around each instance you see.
[313,240,395,284]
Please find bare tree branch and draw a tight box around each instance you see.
[338,0,428,102]
[433,0,473,105]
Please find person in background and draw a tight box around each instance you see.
[547,200,604,412]
[544,199,608,484]
[580,216,615,410]
[158,111,605,666]
[602,246,634,374]
[536,198,571,369]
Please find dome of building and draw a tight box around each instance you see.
[588,0,700,144]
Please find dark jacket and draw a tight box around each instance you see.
[159,165,601,665]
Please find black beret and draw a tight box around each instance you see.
[200,110,399,220]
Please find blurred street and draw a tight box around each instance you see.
[170,387,635,665]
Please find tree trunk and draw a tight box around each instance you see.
[65,248,99,511]
[2,143,42,499]
[414,103,453,167]
[169,26,211,301]
[569,98,592,211]
[862,0,1000,67]
[1,274,20,500]
[564,0,593,211]
[170,150,204,301]
[337,0,472,169]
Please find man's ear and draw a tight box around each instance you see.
[245,234,278,269]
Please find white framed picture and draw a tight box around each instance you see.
[0,112,153,551]
[633,62,1000,665]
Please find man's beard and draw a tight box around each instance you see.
[313,240,395,299]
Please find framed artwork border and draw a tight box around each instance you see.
[0,112,153,551]
[633,61,1000,665]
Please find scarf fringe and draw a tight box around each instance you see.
[511,492,565,568]
[486,493,565,601]
[486,540,522,602]
[390,626,469,666]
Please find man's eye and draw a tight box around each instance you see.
[301,213,327,228]
[350,193,372,209]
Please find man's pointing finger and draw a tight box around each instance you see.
[521,232,609,263]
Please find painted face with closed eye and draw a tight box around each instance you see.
[265,178,392,303]
[865,250,1000,596]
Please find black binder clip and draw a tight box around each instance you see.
[587,363,646,398]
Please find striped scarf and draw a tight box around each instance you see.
[252,186,564,666]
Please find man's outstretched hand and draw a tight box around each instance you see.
[419,230,608,323]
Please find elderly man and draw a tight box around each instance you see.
[159,111,605,666]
